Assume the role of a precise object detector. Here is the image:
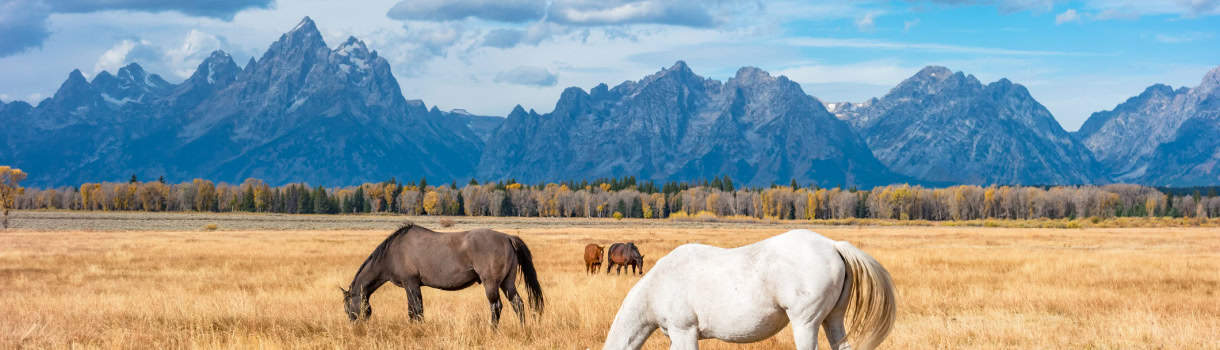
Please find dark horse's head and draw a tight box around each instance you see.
[341,223,412,322]
[340,286,371,321]
[628,243,645,270]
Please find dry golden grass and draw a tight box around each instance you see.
[1,214,1218,349]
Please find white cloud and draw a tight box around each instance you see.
[1055,9,1080,24]
[549,1,716,27]
[387,0,544,23]
[1093,8,1139,20]
[494,66,558,86]
[920,0,1220,17]
[904,19,920,31]
[1154,31,1214,43]
[776,61,918,87]
[855,11,880,31]
[480,21,566,48]
[388,0,723,27]
[785,37,1085,56]
[93,40,141,75]
[410,22,465,56]
[165,30,224,78]
[1084,0,1220,19]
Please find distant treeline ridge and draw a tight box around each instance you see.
[13,176,1220,220]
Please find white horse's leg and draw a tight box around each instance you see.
[822,311,850,350]
[789,319,821,350]
[824,265,853,350]
[788,304,832,350]
[666,327,699,350]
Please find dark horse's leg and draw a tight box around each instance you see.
[500,271,526,326]
[616,264,622,275]
[606,261,614,274]
[484,282,503,328]
[631,263,637,275]
[404,279,424,321]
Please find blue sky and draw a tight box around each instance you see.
[0,0,1217,130]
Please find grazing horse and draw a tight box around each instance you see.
[340,223,544,327]
[603,230,896,350]
[584,244,605,274]
[606,242,645,275]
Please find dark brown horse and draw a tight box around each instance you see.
[583,244,604,274]
[606,242,645,275]
[341,223,543,327]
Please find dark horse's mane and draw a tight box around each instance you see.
[351,222,417,290]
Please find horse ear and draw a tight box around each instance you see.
[339,286,349,295]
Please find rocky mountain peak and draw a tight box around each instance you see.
[508,104,529,118]
[1198,65,1220,95]
[263,16,328,61]
[916,65,952,77]
[337,36,368,54]
[984,78,1034,100]
[44,69,95,106]
[288,16,322,43]
[90,71,117,85]
[116,63,146,82]
[122,63,170,89]
[332,36,379,75]
[83,63,172,105]
[668,60,691,73]
[646,60,698,83]
[61,69,90,91]
[590,83,610,98]
[732,66,775,84]
[889,66,980,98]
[186,50,239,88]
[1144,83,1176,97]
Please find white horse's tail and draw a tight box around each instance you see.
[833,241,896,350]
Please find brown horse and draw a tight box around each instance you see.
[606,242,645,275]
[341,223,544,327]
[584,244,604,274]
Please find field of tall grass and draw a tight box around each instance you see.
[1,212,1217,349]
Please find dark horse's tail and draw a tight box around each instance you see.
[509,235,544,314]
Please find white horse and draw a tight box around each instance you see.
[602,230,896,350]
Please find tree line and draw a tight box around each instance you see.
[12,176,1220,220]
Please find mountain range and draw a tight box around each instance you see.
[479,63,900,187]
[1,17,1217,187]
[830,66,1101,185]
[1074,67,1220,186]
[2,17,482,186]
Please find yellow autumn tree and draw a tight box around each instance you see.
[0,166,27,229]
[422,191,441,215]
[983,186,997,218]
[705,192,720,216]
[193,179,216,212]
[1145,195,1159,217]
[650,193,666,218]
[383,183,398,212]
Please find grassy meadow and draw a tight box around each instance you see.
[1,211,1217,349]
